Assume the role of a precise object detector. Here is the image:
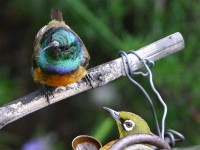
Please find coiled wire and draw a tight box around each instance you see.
[118,50,184,147]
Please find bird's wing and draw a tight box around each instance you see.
[100,140,117,150]
[80,47,90,68]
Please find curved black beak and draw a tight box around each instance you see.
[49,41,60,48]
[42,41,60,52]
[103,107,120,122]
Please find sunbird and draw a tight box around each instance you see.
[101,107,151,149]
[31,9,90,99]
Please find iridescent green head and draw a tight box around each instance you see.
[33,20,89,75]
[103,107,151,138]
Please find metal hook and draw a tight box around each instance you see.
[124,50,168,139]
[119,50,185,147]
[164,129,185,147]
[118,51,161,137]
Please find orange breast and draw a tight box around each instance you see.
[33,66,87,87]
[100,140,117,150]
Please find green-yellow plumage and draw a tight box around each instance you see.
[117,111,151,138]
[101,107,151,150]
[103,107,151,138]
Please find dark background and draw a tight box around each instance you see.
[0,0,200,149]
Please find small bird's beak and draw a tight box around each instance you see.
[48,41,60,49]
[49,41,60,47]
[103,107,120,122]
[42,41,60,52]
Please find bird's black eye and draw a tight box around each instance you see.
[125,121,132,128]
[123,120,135,131]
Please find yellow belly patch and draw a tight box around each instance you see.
[33,66,87,87]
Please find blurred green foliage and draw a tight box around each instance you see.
[0,0,200,149]
[0,67,19,105]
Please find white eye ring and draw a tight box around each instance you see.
[123,120,135,131]
[36,25,47,38]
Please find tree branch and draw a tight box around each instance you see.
[0,32,184,129]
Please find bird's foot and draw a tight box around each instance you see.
[85,73,94,89]
[41,86,55,104]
